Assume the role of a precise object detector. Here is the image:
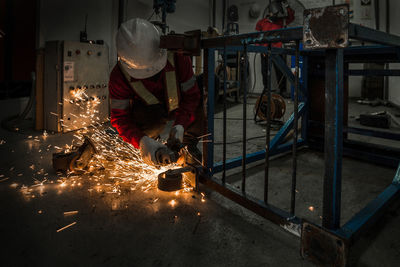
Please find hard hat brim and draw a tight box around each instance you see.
[120,50,167,79]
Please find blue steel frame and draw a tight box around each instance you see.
[200,13,400,265]
[206,45,307,175]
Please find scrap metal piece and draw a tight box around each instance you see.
[303,5,349,49]
[301,221,349,267]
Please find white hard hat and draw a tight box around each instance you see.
[117,18,167,79]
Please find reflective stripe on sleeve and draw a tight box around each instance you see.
[110,98,130,110]
[181,75,196,92]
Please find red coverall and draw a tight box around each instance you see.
[109,54,201,148]
[255,7,295,48]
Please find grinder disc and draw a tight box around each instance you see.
[158,170,183,191]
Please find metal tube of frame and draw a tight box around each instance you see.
[222,46,228,183]
[264,44,272,203]
[206,48,215,173]
[242,43,248,193]
[323,49,344,230]
[290,40,300,215]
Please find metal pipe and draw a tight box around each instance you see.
[384,0,390,101]
[264,44,272,203]
[374,0,380,30]
[206,49,216,172]
[213,0,216,28]
[118,0,125,27]
[223,46,228,183]
[242,43,248,193]
[222,0,226,34]
[209,0,213,27]
[290,41,300,215]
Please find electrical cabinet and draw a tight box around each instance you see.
[44,41,109,132]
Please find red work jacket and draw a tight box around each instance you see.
[109,54,200,148]
[255,7,295,48]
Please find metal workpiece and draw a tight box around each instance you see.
[303,5,349,49]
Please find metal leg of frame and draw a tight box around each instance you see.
[323,48,344,230]
[222,46,227,184]
[242,43,248,193]
[301,55,308,143]
[206,48,215,173]
[264,44,272,203]
[290,41,300,215]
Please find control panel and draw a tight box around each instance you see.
[44,41,109,132]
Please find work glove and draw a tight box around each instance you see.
[169,125,184,143]
[139,136,167,165]
[281,0,289,8]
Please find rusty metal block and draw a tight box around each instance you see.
[301,221,349,267]
[160,30,201,56]
[303,5,349,49]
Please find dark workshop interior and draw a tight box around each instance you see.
[1,0,400,266]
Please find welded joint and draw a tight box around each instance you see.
[280,219,301,237]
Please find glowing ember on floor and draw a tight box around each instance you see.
[169,199,177,207]
[56,221,77,232]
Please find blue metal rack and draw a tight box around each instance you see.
[199,5,400,266]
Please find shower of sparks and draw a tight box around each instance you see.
[56,221,77,232]
[5,91,208,216]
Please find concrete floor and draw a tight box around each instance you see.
[1,98,400,266]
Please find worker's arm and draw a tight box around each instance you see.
[109,65,145,149]
[173,54,201,130]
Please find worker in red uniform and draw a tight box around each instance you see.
[109,18,202,165]
[256,0,295,96]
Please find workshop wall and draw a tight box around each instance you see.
[38,0,119,71]
[123,0,210,35]
[388,1,400,106]
[347,0,400,106]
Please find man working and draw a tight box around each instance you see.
[109,18,202,166]
[255,0,295,97]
